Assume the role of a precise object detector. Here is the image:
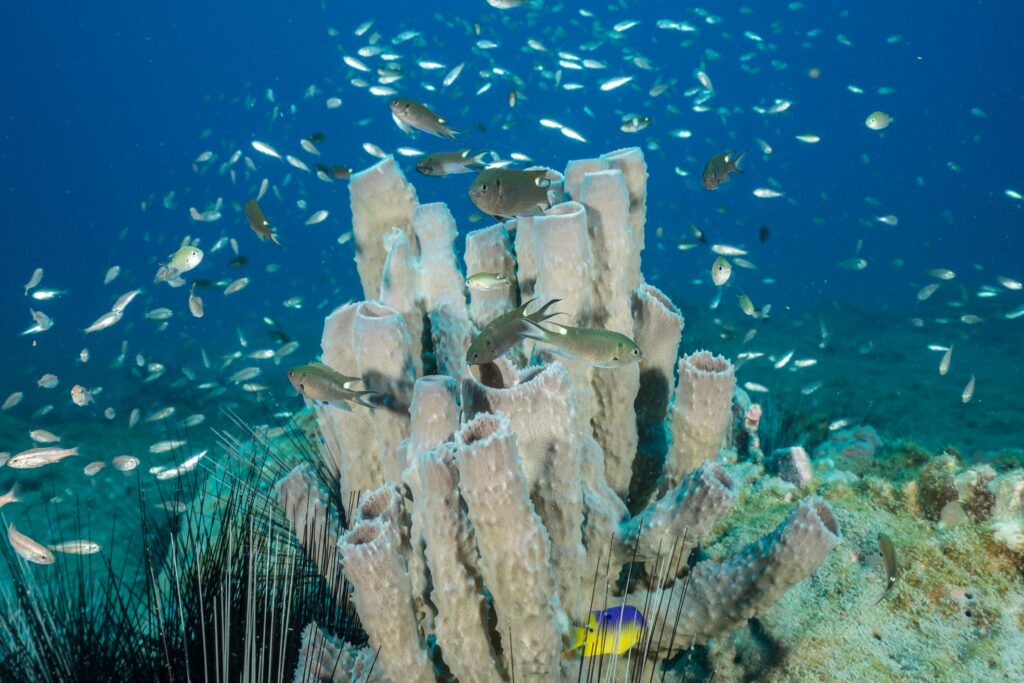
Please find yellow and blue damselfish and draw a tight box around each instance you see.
[566,605,646,657]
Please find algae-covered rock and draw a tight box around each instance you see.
[813,424,882,462]
[956,465,996,521]
[767,446,813,488]
[917,453,959,521]
[694,480,1024,682]
[990,469,1024,552]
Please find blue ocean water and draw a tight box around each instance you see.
[1,1,1023,680]
[2,0,1022,373]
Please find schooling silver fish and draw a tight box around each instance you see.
[8,524,55,565]
[7,446,79,469]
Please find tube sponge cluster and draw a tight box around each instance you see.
[279,149,841,682]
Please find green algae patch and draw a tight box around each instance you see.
[692,463,1024,682]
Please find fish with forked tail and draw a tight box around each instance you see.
[288,362,378,409]
[468,168,552,220]
[873,533,898,605]
[702,150,745,190]
[389,98,460,141]
[244,199,281,246]
[7,524,55,565]
[523,321,643,368]
[416,149,487,177]
[467,298,564,365]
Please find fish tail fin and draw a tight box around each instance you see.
[5,483,20,503]
[732,150,746,172]
[519,318,550,343]
[69,447,79,457]
[514,296,539,316]
[327,399,353,413]
[270,233,283,247]
[527,298,564,324]
[566,626,587,653]
[871,587,891,607]
[443,126,461,142]
[353,391,386,410]
[469,151,488,169]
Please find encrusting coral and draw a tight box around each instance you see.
[275,149,841,681]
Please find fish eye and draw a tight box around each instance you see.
[481,183,488,191]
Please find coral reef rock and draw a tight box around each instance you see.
[768,446,814,489]
[814,424,883,463]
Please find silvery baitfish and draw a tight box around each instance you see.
[465,272,510,291]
